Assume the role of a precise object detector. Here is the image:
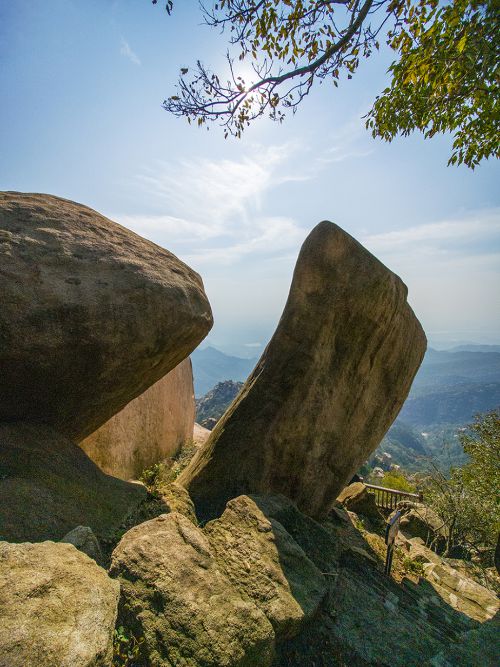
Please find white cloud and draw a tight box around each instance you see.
[116,142,310,268]
[120,37,141,66]
[362,209,500,263]
[360,209,500,343]
[181,216,304,266]
[118,214,218,243]
[135,142,306,231]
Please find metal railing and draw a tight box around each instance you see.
[365,483,423,511]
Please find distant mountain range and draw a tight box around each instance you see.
[191,344,500,471]
[399,347,500,427]
[191,346,257,396]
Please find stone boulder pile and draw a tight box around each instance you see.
[6,206,490,667]
[181,221,426,520]
[0,191,213,542]
[109,495,328,667]
[108,492,498,667]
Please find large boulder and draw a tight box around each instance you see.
[430,614,500,667]
[110,512,275,667]
[0,192,212,441]
[181,221,426,519]
[0,422,146,543]
[205,495,327,639]
[247,494,341,573]
[79,358,195,480]
[0,541,119,667]
[422,561,499,622]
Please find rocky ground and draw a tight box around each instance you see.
[106,480,498,667]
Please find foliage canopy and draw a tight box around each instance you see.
[425,410,499,559]
[155,0,499,168]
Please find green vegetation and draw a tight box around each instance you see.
[158,1,499,167]
[424,410,499,561]
[139,439,198,494]
[138,462,168,491]
[113,626,144,666]
[401,554,426,577]
[378,470,417,493]
[367,0,500,168]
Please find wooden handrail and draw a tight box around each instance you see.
[364,483,421,498]
[364,483,423,509]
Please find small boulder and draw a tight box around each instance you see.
[193,422,211,446]
[205,496,327,639]
[337,483,382,521]
[60,525,103,564]
[110,512,275,667]
[0,191,212,442]
[181,221,426,519]
[0,541,119,667]
[399,502,446,551]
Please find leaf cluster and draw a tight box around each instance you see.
[366,0,500,167]
[163,0,387,137]
[113,626,145,666]
[157,0,499,166]
[424,410,500,559]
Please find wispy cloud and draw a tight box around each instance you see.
[118,142,311,267]
[321,111,375,163]
[362,209,500,265]
[120,37,141,65]
[135,142,306,229]
[359,209,500,343]
[182,216,304,266]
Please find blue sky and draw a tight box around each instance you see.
[1,1,499,356]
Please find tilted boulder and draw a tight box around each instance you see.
[181,221,426,519]
[205,495,327,639]
[79,358,195,480]
[0,191,212,441]
[110,512,275,667]
[0,541,119,667]
[0,422,146,543]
